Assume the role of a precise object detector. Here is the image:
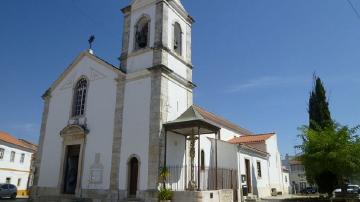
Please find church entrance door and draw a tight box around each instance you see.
[128,157,139,197]
[63,145,80,194]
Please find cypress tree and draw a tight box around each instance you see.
[308,76,332,130]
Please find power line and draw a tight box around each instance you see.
[347,0,360,20]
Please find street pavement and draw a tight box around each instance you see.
[0,198,28,202]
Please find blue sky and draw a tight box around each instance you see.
[1,0,360,156]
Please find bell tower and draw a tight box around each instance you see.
[118,0,196,197]
[119,0,194,81]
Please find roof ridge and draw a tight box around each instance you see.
[193,105,253,135]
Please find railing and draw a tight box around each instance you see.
[166,165,238,192]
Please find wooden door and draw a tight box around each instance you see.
[63,145,80,194]
[245,159,252,193]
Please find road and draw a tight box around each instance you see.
[0,199,28,202]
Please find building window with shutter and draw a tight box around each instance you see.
[0,148,4,160]
[257,161,262,178]
[10,151,15,162]
[20,153,25,163]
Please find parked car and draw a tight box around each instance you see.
[0,183,17,199]
[333,185,360,195]
[301,187,317,194]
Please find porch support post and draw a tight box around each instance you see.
[164,128,167,169]
[215,130,219,190]
[184,135,187,190]
[163,128,167,188]
[197,126,201,191]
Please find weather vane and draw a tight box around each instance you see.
[88,35,95,50]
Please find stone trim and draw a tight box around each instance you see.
[31,89,51,199]
[186,24,192,65]
[109,74,126,199]
[120,8,131,71]
[147,68,163,189]
[148,65,196,89]
[57,127,87,197]
[153,1,168,67]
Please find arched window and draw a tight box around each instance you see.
[135,17,150,50]
[174,22,182,55]
[72,78,88,117]
[201,150,205,170]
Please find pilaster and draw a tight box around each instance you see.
[120,6,132,72]
[109,74,126,200]
[31,89,51,199]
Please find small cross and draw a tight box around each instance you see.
[88,35,95,49]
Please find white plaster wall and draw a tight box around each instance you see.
[38,56,118,190]
[282,172,290,194]
[119,77,151,191]
[126,51,154,73]
[220,128,239,141]
[166,54,188,79]
[166,132,186,190]
[0,143,33,191]
[211,139,237,169]
[238,150,271,198]
[166,132,186,167]
[265,135,283,191]
[165,78,191,122]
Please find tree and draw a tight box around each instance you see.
[299,75,360,196]
[308,76,332,130]
[298,124,360,196]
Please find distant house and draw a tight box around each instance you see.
[0,131,37,196]
[282,154,311,193]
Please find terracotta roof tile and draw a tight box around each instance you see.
[228,133,275,144]
[193,105,253,135]
[0,131,37,151]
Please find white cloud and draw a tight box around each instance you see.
[226,76,308,93]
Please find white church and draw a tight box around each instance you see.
[31,0,289,201]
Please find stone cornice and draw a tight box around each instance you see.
[121,5,131,14]
[148,64,196,89]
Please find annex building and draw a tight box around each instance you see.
[0,131,37,196]
[32,0,289,201]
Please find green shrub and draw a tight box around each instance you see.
[159,187,172,200]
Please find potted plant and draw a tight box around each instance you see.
[159,167,170,183]
[159,187,173,202]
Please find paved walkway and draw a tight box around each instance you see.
[261,194,319,201]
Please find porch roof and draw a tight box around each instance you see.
[163,105,220,136]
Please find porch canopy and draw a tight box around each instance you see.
[163,105,221,191]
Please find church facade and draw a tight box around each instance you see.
[31,0,289,201]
